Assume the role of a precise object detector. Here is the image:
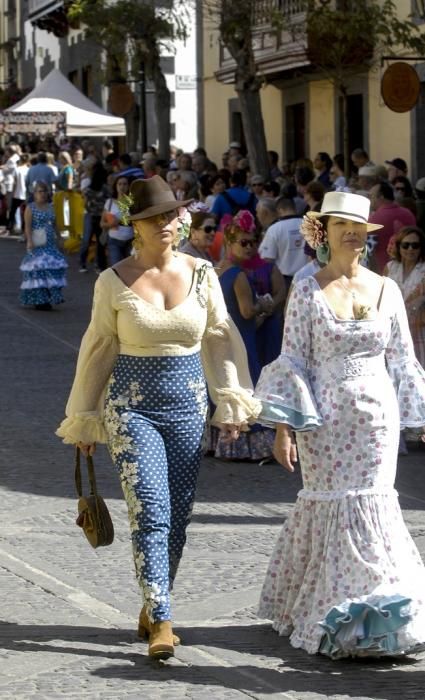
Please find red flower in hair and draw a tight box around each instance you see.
[234,209,256,233]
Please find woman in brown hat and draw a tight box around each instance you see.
[57,175,260,660]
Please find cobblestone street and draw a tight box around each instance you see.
[1,238,425,699]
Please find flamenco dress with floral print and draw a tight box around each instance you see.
[20,203,67,306]
[255,275,425,658]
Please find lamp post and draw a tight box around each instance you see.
[139,61,147,154]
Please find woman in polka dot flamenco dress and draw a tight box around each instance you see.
[57,176,260,660]
[20,181,67,309]
[255,192,425,659]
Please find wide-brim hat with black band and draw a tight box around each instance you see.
[307,191,383,232]
[129,175,193,221]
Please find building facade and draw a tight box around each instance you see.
[0,0,201,152]
[202,0,425,180]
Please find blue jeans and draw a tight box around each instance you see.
[104,353,207,622]
[108,236,132,266]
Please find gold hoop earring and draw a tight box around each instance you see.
[132,231,143,258]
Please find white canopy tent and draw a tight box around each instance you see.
[6,69,126,137]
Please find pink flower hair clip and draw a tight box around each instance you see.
[234,209,256,233]
[300,215,327,249]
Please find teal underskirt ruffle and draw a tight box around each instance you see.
[318,595,420,658]
[259,401,323,431]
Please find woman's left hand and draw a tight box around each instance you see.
[218,423,241,443]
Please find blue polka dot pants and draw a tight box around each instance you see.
[104,353,207,622]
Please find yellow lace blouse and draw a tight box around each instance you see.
[56,260,261,445]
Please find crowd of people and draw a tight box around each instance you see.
[2,136,425,662]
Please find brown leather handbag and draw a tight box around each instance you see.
[75,447,114,548]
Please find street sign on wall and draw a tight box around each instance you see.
[175,75,197,90]
[381,62,420,113]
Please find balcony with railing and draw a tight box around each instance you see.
[216,0,309,84]
[28,0,70,37]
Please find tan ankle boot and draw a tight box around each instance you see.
[138,607,180,646]
[148,620,174,659]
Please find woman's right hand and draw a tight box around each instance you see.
[273,424,297,472]
[77,442,96,457]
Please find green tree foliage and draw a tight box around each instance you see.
[291,0,425,173]
[68,0,189,156]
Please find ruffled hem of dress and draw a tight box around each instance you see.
[21,276,67,290]
[56,413,107,445]
[20,250,68,272]
[387,357,425,428]
[255,355,322,430]
[20,287,65,305]
[318,595,425,659]
[210,388,262,428]
[262,596,425,659]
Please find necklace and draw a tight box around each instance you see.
[336,278,371,320]
[337,277,357,299]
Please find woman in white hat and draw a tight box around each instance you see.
[255,191,425,658]
[56,176,260,660]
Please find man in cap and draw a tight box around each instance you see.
[228,141,242,157]
[385,157,408,184]
[356,165,379,196]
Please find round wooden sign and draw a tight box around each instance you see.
[381,62,420,113]
[108,83,135,116]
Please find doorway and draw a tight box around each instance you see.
[285,103,306,162]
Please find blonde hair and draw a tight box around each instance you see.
[59,151,72,165]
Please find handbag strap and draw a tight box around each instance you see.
[75,447,98,498]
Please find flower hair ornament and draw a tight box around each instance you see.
[300,214,327,249]
[300,214,330,263]
[117,193,135,226]
[234,209,256,233]
[176,207,192,244]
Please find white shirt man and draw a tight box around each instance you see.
[258,199,307,281]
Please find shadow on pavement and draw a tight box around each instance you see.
[1,620,424,698]
[91,622,425,699]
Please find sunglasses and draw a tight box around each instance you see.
[394,186,406,192]
[237,238,256,248]
[202,225,216,233]
[400,241,420,250]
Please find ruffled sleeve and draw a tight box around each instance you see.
[56,272,119,444]
[255,280,323,430]
[201,265,261,428]
[385,279,425,428]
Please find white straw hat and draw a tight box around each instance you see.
[307,192,383,232]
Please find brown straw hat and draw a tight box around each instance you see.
[129,175,193,221]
